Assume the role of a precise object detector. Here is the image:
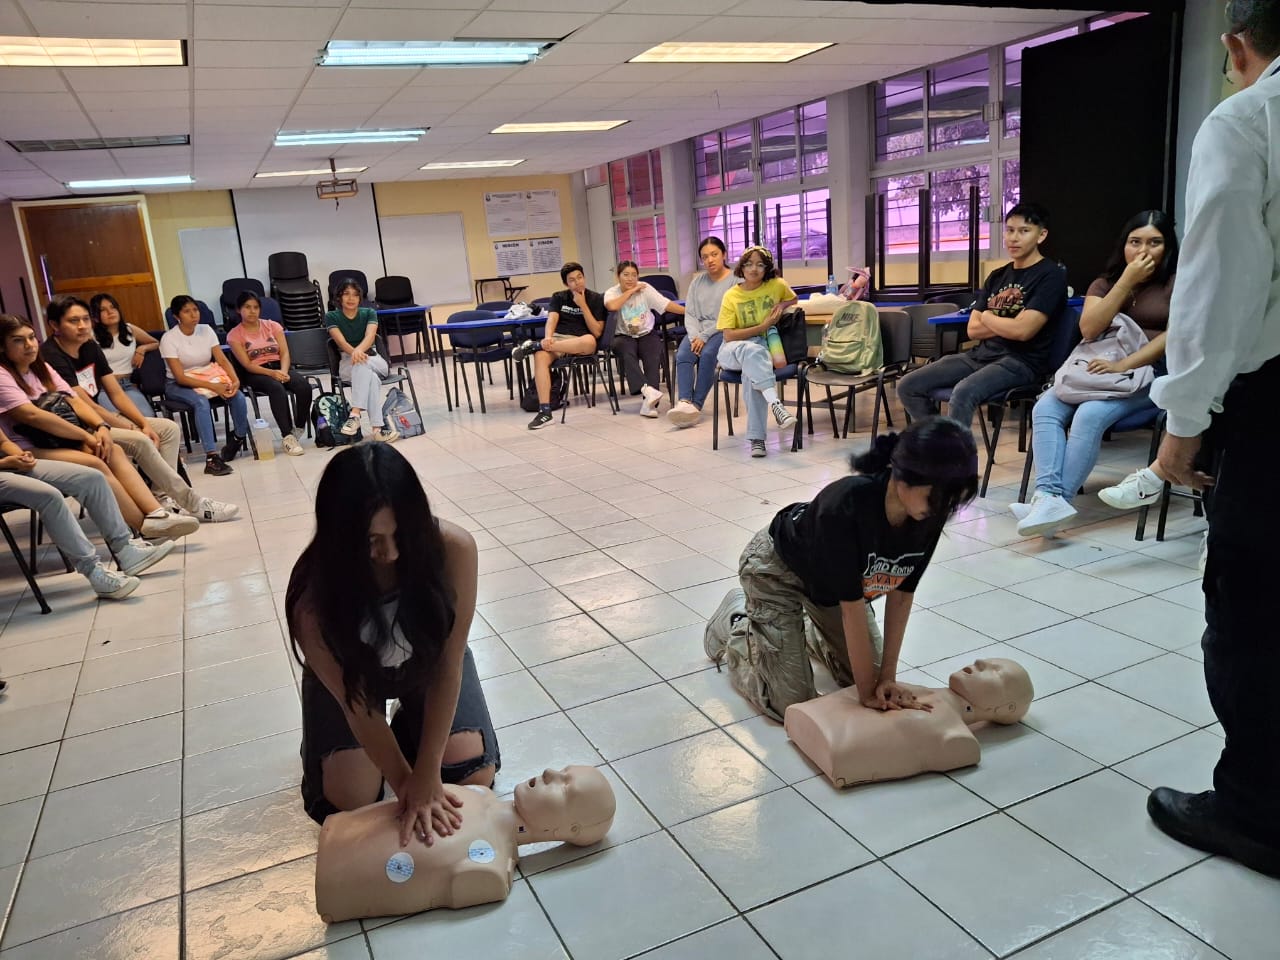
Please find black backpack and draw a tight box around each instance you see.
[519,368,569,413]
[311,393,361,448]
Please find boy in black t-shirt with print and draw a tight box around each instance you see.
[898,202,1068,433]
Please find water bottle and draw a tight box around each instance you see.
[826,274,838,295]
[316,414,328,430]
[251,417,275,461]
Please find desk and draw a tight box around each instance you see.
[428,315,545,412]
[375,304,432,363]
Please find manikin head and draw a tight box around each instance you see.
[948,658,1033,723]
[513,766,615,847]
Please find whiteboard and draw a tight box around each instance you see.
[231,185,384,298]
[378,213,471,306]
[178,226,243,314]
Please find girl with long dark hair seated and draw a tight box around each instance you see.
[226,291,312,456]
[706,417,979,721]
[89,292,159,416]
[286,443,500,843]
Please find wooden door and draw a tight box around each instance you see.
[17,199,163,331]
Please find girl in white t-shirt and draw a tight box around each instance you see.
[159,295,249,476]
[603,261,684,418]
[90,293,159,416]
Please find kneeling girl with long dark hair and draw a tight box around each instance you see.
[287,443,500,845]
[706,416,979,721]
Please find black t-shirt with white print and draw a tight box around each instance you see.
[40,338,112,400]
[969,257,1068,373]
[769,472,944,608]
[548,288,606,338]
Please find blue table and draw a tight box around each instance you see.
[376,304,433,363]
[928,296,1086,356]
[428,314,546,412]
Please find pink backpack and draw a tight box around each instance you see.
[1052,312,1154,404]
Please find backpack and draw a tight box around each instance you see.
[519,368,569,413]
[817,301,883,374]
[381,386,424,439]
[1052,312,1153,404]
[774,307,810,365]
[311,392,361,448]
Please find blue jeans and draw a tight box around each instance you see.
[717,337,778,441]
[99,383,155,418]
[898,351,1039,433]
[163,382,250,455]
[675,331,723,409]
[1031,389,1157,501]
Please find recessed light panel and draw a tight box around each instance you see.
[66,175,193,189]
[0,37,184,67]
[490,121,627,134]
[319,40,551,67]
[629,42,831,64]
[421,160,525,169]
[274,129,427,146]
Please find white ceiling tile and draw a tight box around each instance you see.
[195,4,344,40]
[614,0,737,13]
[23,2,189,38]
[194,40,327,68]
[294,86,394,107]
[304,66,420,88]
[93,110,192,136]
[331,8,480,41]
[64,67,189,93]
[78,90,188,111]
[282,106,383,128]
[345,0,488,7]
[563,14,709,44]
[196,89,297,108]
[454,10,603,41]
[0,68,69,93]
[194,67,312,90]
[404,65,520,87]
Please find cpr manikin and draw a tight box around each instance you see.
[784,658,1033,787]
[314,765,615,922]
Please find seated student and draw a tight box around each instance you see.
[89,293,158,416]
[705,418,979,720]
[160,295,251,476]
[1015,210,1178,537]
[325,279,398,444]
[287,443,499,828]
[714,246,799,457]
[1,425,173,599]
[668,237,737,428]
[227,291,312,456]
[41,295,238,525]
[603,261,685,417]
[898,202,1068,433]
[0,314,193,541]
[512,261,606,431]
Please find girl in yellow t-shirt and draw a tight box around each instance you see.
[715,246,799,457]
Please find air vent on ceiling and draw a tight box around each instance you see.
[6,134,190,154]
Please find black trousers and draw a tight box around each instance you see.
[241,369,313,435]
[1201,353,1280,844]
[613,329,664,394]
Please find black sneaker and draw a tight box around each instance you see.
[528,410,553,430]
[220,433,246,463]
[204,453,233,476]
[512,339,539,362]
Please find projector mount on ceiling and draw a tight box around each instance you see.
[316,158,358,206]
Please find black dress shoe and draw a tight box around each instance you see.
[1147,787,1280,878]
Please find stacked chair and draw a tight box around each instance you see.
[268,251,324,330]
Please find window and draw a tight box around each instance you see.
[1003,158,1020,212]
[874,72,925,162]
[929,53,989,152]
[609,148,666,268]
[873,167,988,256]
[692,100,829,265]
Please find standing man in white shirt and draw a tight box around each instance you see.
[1147,0,1280,879]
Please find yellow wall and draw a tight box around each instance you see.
[883,258,1006,289]
[146,190,236,305]
[375,174,579,317]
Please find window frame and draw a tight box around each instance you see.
[608,149,668,270]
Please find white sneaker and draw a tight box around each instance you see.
[667,400,701,428]
[139,509,199,541]
[640,385,662,418]
[88,563,140,600]
[770,400,797,431]
[340,416,361,437]
[195,497,239,523]
[282,434,304,456]
[116,538,175,576]
[1016,491,1078,538]
[1098,468,1164,511]
[1008,500,1032,522]
[373,426,400,443]
[157,494,182,514]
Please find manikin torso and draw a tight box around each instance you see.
[785,682,1006,788]
[315,784,517,922]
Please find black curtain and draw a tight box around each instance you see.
[1019,11,1182,293]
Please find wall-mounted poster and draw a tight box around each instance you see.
[494,239,530,274]
[485,191,527,237]
[526,190,561,233]
[529,236,563,274]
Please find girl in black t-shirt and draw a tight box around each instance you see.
[706,417,978,722]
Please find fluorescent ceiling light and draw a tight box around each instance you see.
[255,166,368,179]
[629,42,831,64]
[275,129,426,146]
[491,121,627,134]
[421,159,525,170]
[0,36,184,67]
[66,175,193,189]
[319,40,551,67]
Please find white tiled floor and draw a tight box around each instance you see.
[1,362,1275,959]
